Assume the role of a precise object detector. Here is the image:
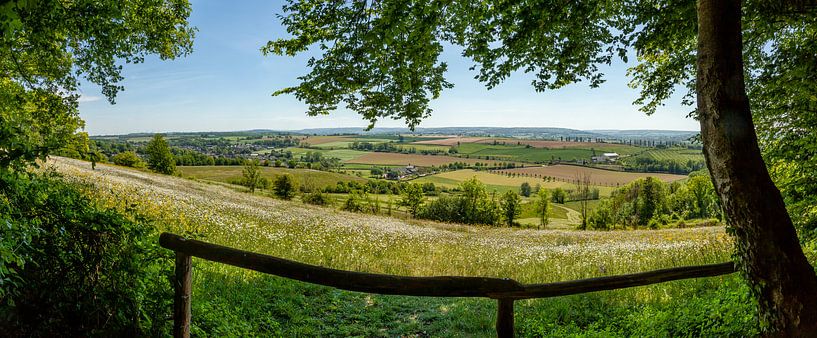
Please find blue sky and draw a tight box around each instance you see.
[78,0,698,136]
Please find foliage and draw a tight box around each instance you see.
[340,190,368,213]
[749,24,817,242]
[535,188,550,228]
[417,177,501,225]
[0,171,172,336]
[398,183,425,217]
[551,188,567,204]
[668,175,721,221]
[0,0,194,170]
[111,151,145,169]
[144,134,176,175]
[241,160,266,193]
[53,132,92,160]
[588,175,721,230]
[302,190,330,206]
[519,182,532,197]
[500,190,521,226]
[272,174,297,200]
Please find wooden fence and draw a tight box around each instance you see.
[159,232,736,338]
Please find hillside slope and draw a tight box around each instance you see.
[50,157,730,283]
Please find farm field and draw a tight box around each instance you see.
[392,143,451,152]
[346,152,514,167]
[50,157,749,336]
[412,136,490,146]
[286,147,370,161]
[474,139,642,154]
[415,137,642,154]
[455,143,594,163]
[178,166,367,188]
[499,165,687,186]
[628,148,706,162]
[299,135,353,145]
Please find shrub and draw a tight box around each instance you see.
[0,171,172,336]
[273,174,297,200]
[341,190,366,212]
[303,190,330,206]
[111,151,146,168]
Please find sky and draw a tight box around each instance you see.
[77,0,698,136]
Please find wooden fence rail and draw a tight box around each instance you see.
[159,232,736,338]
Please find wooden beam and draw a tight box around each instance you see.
[159,233,524,297]
[159,233,736,300]
[496,298,514,338]
[173,252,192,338]
[495,262,736,300]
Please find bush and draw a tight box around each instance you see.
[341,190,366,212]
[303,190,330,206]
[273,174,297,200]
[0,171,172,336]
[111,151,146,168]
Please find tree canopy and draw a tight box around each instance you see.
[266,1,812,127]
[0,0,194,170]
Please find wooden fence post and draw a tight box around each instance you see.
[174,252,192,338]
[496,298,514,338]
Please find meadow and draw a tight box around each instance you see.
[46,157,756,336]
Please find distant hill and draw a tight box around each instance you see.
[294,127,696,141]
[93,127,698,142]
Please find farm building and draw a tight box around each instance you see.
[591,152,620,163]
[384,165,418,180]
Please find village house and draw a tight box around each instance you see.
[591,152,620,163]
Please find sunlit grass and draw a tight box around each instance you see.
[53,157,731,284]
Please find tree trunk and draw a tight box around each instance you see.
[696,0,817,334]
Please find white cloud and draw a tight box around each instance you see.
[77,94,102,103]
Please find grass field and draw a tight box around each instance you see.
[413,169,571,193]
[347,152,512,167]
[455,143,594,163]
[286,147,371,161]
[413,169,618,197]
[412,137,489,146]
[299,135,352,145]
[51,158,754,336]
[499,165,687,186]
[178,166,367,188]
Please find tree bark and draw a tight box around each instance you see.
[696,0,817,334]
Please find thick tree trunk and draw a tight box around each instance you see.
[696,0,817,334]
